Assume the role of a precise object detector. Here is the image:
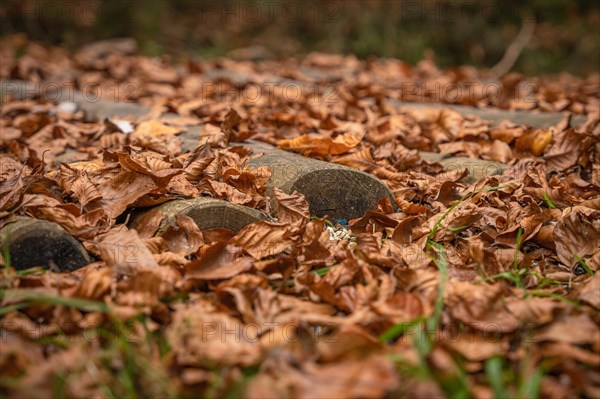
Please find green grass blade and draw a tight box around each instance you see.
[428,186,508,240]
[379,317,426,343]
[518,368,543,399]
[574,254,594,276]
[485,356,509,399]
[0,289,109,314]
[542,191,556,209]
[528,290,581,307]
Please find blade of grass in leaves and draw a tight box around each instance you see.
[439,355,471,399]
[33,334,71,349]
[445,225,467,232]
[223,366,260,399]
[413,325,434,375]
[280,264,338,288]
[85,361,117,399]
[95,320,170,399]
[413,239,448,355]
[313,265,335,277]
[428,186,508,240]
[0,289,109,315]
[574,254,594,276]
[52,372,68,399]
[485,356,509,399]
[474,269,527,285]
[379,316,426,342]
[517,368,544,399]
[542,191,557,209]
[0,376,22,390]
[528,290,581,307]
[141,316,171,357]
[530,271,565,288]
[15,267,45,277]
[119,341,140,398]
[427,240,448,333]
[0,303,30,315]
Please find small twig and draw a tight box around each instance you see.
[491,9,536,77]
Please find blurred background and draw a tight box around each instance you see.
[1,0,599,76]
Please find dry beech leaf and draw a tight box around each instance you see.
[134,120,182,137]
[184,241,253,280]
[274,188,310,227]
[278,132,363,156]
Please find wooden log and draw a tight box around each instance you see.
[130,197,268,234]
[241,140,395,219]
[417,151,447,164]
[1,79,587,127]
[0,79,147,120]
[0,218,91,271]
[389,100,586,128]
[418,151,507,184]
[200,69,588,129]
[437,156,507,184]
[3,79,508,208]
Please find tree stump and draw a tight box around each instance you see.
[0,218,91,271]
[130,197,268,235]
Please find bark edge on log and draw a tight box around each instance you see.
[130,197,269,234]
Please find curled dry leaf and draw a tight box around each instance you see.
[278,132,363,156]
[230,221,295,260]
[575,273,600,309]
[515,128,553,156]
[167,299,262,367]
[96,227,159,271]
[544,128,589,171]
[274,188,310,228]
[184,241,253,280]
[134,120,182,137]
[553,207,600,269]
[160,214,204,255]
[246,355,398,399]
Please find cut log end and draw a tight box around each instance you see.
[131,198,268,235]
[292,169,392,219]
[0,218,91,271]
[243,140,396,219]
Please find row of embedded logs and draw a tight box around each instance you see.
[1,80,509,271]
[1,139,398,271]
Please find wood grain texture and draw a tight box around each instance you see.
[437,157,507,184]
[130,197,269,234]
[241,140,395,219]
[0,218,91,271]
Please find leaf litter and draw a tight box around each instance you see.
[0,37,599,398]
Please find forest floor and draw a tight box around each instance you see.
[1,37,599,399]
